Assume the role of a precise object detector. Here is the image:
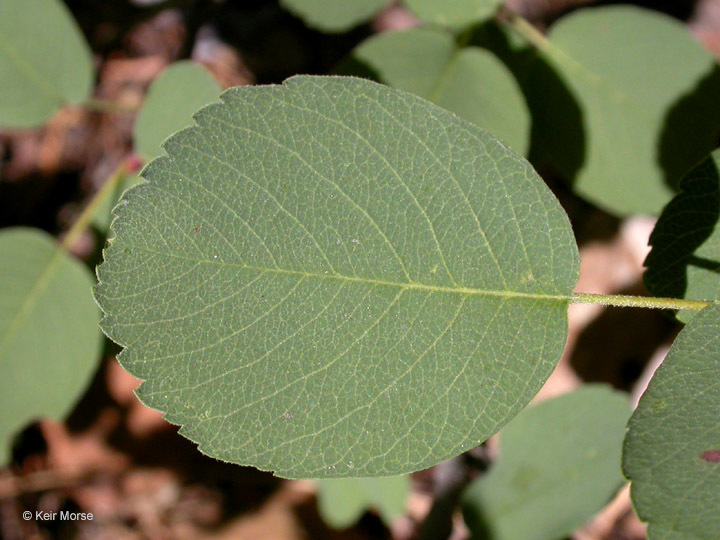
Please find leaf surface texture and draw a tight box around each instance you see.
[96,76,579,478]
[624,303,720,539]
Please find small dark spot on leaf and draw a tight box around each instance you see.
[701,450,720,462]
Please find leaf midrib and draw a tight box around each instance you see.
[0,246,64,364]
[0,24,66,108]
[129,244,571,303]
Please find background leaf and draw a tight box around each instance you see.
[462,385,630,540]
[0,0,93,128]
[95,75,579,479]
[348,28,530,155]
[316,475,410,528]
[531,6,720,216]
[92,173,144,232]
[644,149,720,323]
[133,61,222,162]
[0,228,102,464]
[404,0,503,28]
[280,0,392,32]
[623,303,720,540]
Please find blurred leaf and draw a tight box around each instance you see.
[624,303,720,540]
[134,61,222,161]
[350,28,530,154]
[280,0,392,32]
[95,75,579,479]
[0,0,93,128]
[0,229,102,464]
[533,6,720,216]
[404,0,502,28]
[317,475,410,528]
[462,385,630,540]
[644,148,720,323]
[92,173,144,231]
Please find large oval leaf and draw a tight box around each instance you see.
[462,385,630,540]
[644,149,720,323]
[0,0,94,128]
[95,76,579,479]
[532,6,720,216]
[0,228,102,464]
[349,28,530,155]
[624,303,720,539]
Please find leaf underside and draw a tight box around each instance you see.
[624,303,720,540]
[96,75,579,479]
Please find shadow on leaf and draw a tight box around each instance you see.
[658,64,720,193]
[645,150,720,301]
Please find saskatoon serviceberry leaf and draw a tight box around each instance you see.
[134,61,222,162]
[95,75,579,479]
[462,385,630,540]
[645,149,720,323]
[280,0,392,32]
[532,6,720,216]
[316,475,410,528]
[624,303,720,540]
[95,62,221,231]
[0,229,102,464]
[0,0,93,128]
[348,28,530,155]
[404,0,503,28]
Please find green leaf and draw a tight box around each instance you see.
[0,228,102,464]
[134,61,222,161]
[533,6,720,216]
[317,475,410,528]
[95,75,579,479]
[280,0,392,32]
[644,149,720,323]
[404,0,502,28]
[350,28,530,154]
[0,0,93,128]
[623,303,720,540]
[462,385,630,540]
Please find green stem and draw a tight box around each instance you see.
[81,98,139,113]
[497,6,606,88]
[571,293,711,311]
[497,6,549,50]
[61,161,128,250]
